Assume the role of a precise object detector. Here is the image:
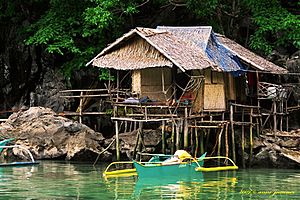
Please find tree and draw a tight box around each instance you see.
[186,0,300,54]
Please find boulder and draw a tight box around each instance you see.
[0,107,110,161]
[116,129,162,159]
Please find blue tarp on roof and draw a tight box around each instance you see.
[205,32,247,76]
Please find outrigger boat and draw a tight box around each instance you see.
[103,150,238,178]
[0,138,39,167]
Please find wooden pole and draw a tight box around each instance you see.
[108,69,112,101]
[273,100,277,136]
[162,121,166,154]
[280,100,283,131]
[171,122,175,154]
[129,121,133,132]
[115,121,120,161]
[137,122,143,160]
[200,129,204,155]
[286,100,289,131]
[116,70,119,102]
[194,121,199,157]
[133,128,140,159]
[134,121,137,130]
[184,107,189,148]
[124,121,128,133]
[230,104,236,163]
[218,126,224,165]
[176,121,180,150]
[161,68,165,93]
[225,122,229,161]
[250,108,253,166]
[242,108,245,168]
[79,91,83,123]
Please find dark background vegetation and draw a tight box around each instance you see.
[0,0,299,111]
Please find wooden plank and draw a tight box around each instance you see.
[230,103,260,109]
[189,125,221,129]
[111,117,170,122]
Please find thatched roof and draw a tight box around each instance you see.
[87,28,215,72]
[215,34,287,73]
[87,26,287,74]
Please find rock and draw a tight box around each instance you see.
[279,139,300,148]
[0,107,108,161]
[280,148,300,165]
[253,137,265,149]
[117,129,162,159]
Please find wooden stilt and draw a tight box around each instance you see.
[79,91,83,123]
[162,121,166,154]
[195,125,199,158]
[273,100,277,136]
[176,121,180,150]
[137,122,143,160]
[218,126,224,165]
[250,108,253,166]
[115,121,120,161]
[200,129,204,155]
[230,104,236,163]
[205,129,210,152]
[225,122,229,161]
[184,107,189,148]
[133,128,140,159]
[124,121,128,133]
[256,117,260,137]
[190,125,194,154]
[242,108,245,168]
[171,122,175,154]
[134,121,137,130]
[286,100,289,131]
[116,70,119,102]
[129,121,133,132]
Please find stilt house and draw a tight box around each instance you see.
[87,26,287,114]
[85,26,289,161]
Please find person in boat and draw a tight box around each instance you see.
[162,150,192,165]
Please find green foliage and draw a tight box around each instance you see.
[187,0,219,17]
[98,68,115,81]
[245,0,300,54]
[187,0,299,54]
[24,0,146,79]
[6,0,299,82]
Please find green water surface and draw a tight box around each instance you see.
[0,161,299,199]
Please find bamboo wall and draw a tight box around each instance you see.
[132,67,172,101]
[203,69,226,111]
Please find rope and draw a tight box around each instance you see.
[93,138,116,166]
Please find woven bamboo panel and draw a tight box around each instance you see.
[132,70,141,93]
[204,84,226,110]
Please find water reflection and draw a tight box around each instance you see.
[133,172,204,199]
[0,162,299,199]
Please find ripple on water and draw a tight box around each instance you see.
[0,162,299,199]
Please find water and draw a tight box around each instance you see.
[0,161,299,199]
